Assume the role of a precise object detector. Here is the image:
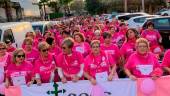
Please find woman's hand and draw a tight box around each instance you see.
[71,75,79,83]
[129,75,137,81]
[5,81,10,88]
[90,78,97,85]
[61,77,67,84]
[108,74,114,81]
[36,79,41,86]
[27,81,34,87]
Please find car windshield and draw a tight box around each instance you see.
[32,25,43,34]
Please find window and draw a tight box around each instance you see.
[32,25,43,34]
[3,29,15,43]
[155,18,170,27]
[134,17,146,23]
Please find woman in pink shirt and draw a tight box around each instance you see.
[0,42,11,95]
[73,33,90,57]
[141,21,162,55]
[57,38,84,83]
[33,42,58,84]
[101,32,120,65]
[120,28,139,63]
[23,38,39,65]
[5,49,33,87]
[4,39,16,53]
[84,40,117,85]
[162,49,170,74]
[125,38,161,80]
[46,37,61,56]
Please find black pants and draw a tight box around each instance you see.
[0,94,4,96]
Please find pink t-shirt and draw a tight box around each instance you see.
[112,32,125,47]
[0,52,11,68]
[6,61,33,86]
[125,52,160,78]
[120,40,136,61]
[49,46,61,57]
[141,29,161,47]
[25,48,39,65]
[84,51,115,78]
[73,42,91,57]
[162,49,170,67]
[57,51,84,76]
[100,43,120,64]
[34,54,57,83]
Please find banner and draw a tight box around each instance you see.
[5,79,136,96]
[5,76,170,96]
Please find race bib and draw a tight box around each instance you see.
[76,47,84,53]
[153,47,161,53]
[12,75,26,86]
[95,71,108,82]
[137,65,153,75]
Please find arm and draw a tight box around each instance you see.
[124,68,137,81]
[58,67,67,83]
[84,72,97,85]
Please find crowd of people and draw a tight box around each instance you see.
[0,16,170,95]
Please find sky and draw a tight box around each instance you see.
[11,0,40,17]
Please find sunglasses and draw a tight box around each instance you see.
[42,49,49,52]
[16,55,25,58]
[62,47,67,50]
[5,41,11,44]
[0,48,6,50]
[92,46,100,48]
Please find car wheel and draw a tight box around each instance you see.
[163,13,168,16]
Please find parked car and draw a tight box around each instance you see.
[115,12,149,21]
[128,15,159,29]
[31,21,54,35]
[0,22,34,47]
[142,16,170,49]
[156,9,170,16]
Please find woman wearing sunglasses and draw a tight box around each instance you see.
[23,37,39,65]
[125,38,162,80]
[84,40,117,85]
[5,49,33,87]
[57,38,84,83]
[33,42,58,85]
[4,39,16,53]
[0,42,11,95]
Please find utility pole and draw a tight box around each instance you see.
[124,0,127,12]
[141,0,145,12]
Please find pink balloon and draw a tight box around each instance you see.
[91,85,106,96]
[0,73,4,84]
[140,78,156,96]
[0,83,5,95]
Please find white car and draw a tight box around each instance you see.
[156,9,170,16]
[127,15,159,29]
[115,12,149,21]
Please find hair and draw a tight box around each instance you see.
[46,37,54,46]
[0,42,7,49]
[136,38,149,48]
[38,41,49,51]
[102,32,112,39]
[146,21,154,28]
[62,37,74,48]
[23,37,33,45]
[90,40,100,47]
[73,32,85,42]
[12,48,25,63]
[25,32,35,38]
[126,28,140,41]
